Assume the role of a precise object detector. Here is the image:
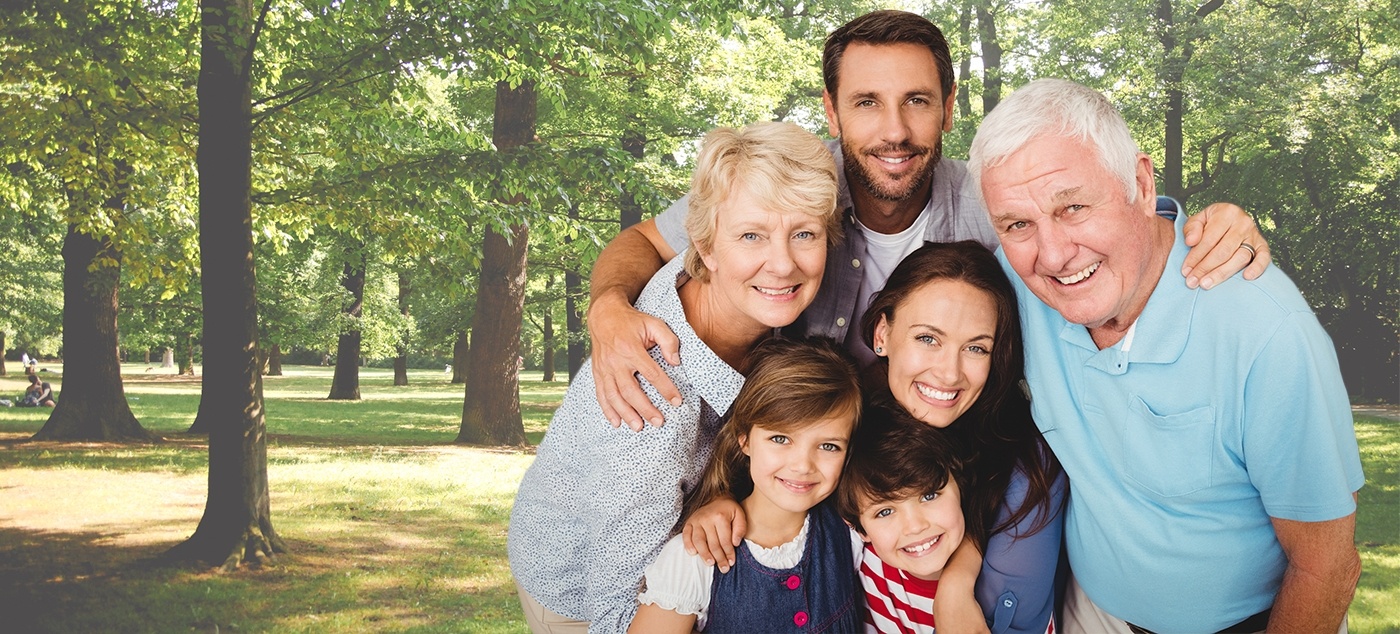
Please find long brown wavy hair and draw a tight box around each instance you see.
[860,241,1065,547]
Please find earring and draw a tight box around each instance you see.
[873,346,884,355]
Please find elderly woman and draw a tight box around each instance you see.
[507,121,842,634]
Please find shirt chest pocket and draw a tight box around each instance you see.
[1121,397,1216,497]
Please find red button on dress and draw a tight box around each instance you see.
[785,575,801,590]
[793,611,809,627]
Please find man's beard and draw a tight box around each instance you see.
[841,137,943,202]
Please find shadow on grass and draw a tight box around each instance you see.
[0,503,529,633]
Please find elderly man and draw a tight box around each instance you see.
[968,78,1364,634]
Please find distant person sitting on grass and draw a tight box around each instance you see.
[20,374,55,407]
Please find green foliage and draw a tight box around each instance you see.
[0,210,63,354]
[0,0,199,283]
[4,0,1391,402]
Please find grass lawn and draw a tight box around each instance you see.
[0,364,1396,632]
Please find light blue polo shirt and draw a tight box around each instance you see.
[1003,204,1364,634]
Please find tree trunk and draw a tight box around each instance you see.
[566,205,586,380]
[168,0,284,570]
[162,347,175,368]
[1155,0,1223,203]
[618,79,647,230]
[618,142,646,229]
[976,0,1002,114]
[144,348,151,364]
[0,331,6,376]
[177,333,196,375]
[266,342,282,376]
[542,275,556,383]
[457,79,534,446]
[393,270,410,386]
[327,242,365,400]
[31,224,156,442]
[451,330,469,384]
[956,0,973,119]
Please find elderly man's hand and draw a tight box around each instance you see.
[1181,203,1272,289]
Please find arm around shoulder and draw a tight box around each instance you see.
[974,468,1067,634]
[588,218,684,430]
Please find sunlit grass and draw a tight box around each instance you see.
[0,365,1395,632]
[0,364,557,444]
[1352,417,1400,633]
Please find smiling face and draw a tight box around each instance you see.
[740,414,854,516]
[823,42,955,204]
[856,480,964,580]
[981,134,1170,334]
[697,185,828,335]
[873,279,996,428]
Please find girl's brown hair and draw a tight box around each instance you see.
[682,337,862,522]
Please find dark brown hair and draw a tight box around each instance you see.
[836,399,974,541]
[860,241,1064,544]
[683,336,862,521]
[822,10,955,102]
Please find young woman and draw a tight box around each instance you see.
[631,337,864,634]
[863,241,1064,634]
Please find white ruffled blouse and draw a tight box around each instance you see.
[637,515,865,630]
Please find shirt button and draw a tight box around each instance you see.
[785,575,801,590]
[794,611,809,627]
[851,258,861,268]
[1004,598,1014,608]
[836,317,846,327]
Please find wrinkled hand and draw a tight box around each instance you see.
[1182,203,1271,289]
[588,293,682,431]
[682,497,745,573]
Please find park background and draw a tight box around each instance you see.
[1,0,1395,631]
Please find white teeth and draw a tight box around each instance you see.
[876,155,910,164]
[916,384,957,401]
[1056,261,1101,285]
[903,535,941,553]
[780,478,813,491]
[755,286,797,296]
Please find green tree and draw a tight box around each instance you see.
[2,0,192,441]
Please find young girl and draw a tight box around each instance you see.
[630,337,864,634]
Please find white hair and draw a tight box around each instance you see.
[967,79,1142,206]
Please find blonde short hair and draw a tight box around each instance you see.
[684,121,841,283]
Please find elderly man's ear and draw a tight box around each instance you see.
[1134,153,1156,213]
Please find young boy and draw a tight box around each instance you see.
[836,403,972,634]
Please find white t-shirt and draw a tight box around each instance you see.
[637,515,865,630]
[845,209,933,364]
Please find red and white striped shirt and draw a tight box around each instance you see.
[859,542,1056,634]
[860,542,940,634]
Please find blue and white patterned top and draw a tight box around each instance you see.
[508,254,747,634]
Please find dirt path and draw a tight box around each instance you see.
[1353,404,1400,421]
